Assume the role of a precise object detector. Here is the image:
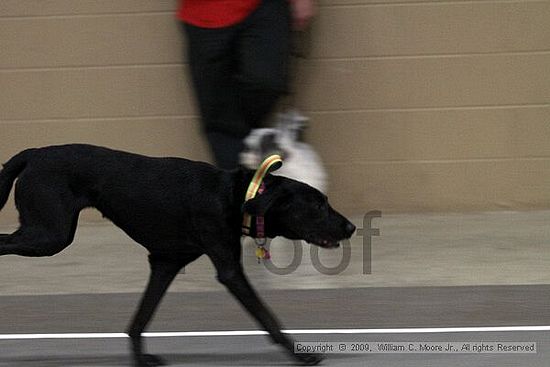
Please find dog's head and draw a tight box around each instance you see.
[242,175,355,248]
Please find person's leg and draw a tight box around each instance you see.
[183,23,248,169]
[203,131,244,169]
[238,0,292,129]
[183,0,292,170]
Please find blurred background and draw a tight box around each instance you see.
[1,0,548,225]
[0,2,550,366]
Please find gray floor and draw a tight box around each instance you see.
[0,210,549,366]
[0,210,549,296]
[1,286,550,334]
[1,331,549,367]
[1,287,549,367]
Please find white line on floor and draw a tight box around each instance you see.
[0,326,549,340]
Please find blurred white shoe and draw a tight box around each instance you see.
[240,110,328,193]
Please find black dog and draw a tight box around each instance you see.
[0,144,356,367]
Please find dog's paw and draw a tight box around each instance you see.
[295,352,324,366]
[135,353,167,367]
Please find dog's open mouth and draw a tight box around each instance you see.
[307,238,340,249]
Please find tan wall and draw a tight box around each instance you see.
[1,0,549,225]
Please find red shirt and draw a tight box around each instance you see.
[177,0,261,28]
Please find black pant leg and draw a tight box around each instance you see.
[184,24,245,136]
[238,0,292,128]
[183,23,249,169]
[182,1,292,169]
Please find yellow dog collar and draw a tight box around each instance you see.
[242,154,283,236]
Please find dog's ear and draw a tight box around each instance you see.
[242,187,283,216]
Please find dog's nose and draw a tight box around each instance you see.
[345,222,356,237]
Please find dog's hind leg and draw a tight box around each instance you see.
[208,248,323,366]
[127,253,201,367]
[0,227,75,257]
[0,214,79,257]
[0,180,81,257]
[0,234,9,247]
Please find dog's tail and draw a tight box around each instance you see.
[0,149,35,212]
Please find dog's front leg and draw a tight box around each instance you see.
[209,252,323,366]
[127,253,200,367]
